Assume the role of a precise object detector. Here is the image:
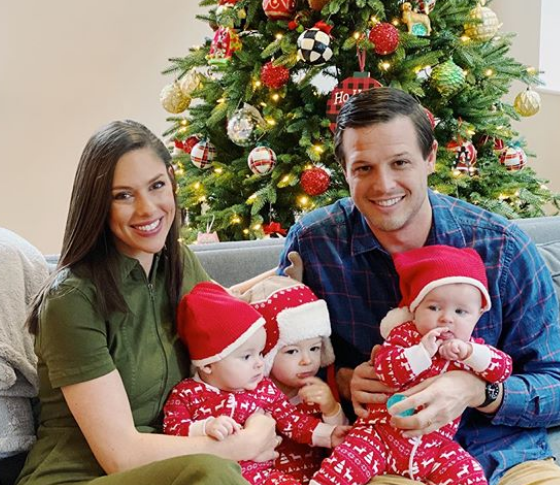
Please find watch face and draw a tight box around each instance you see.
[487,382,500,399]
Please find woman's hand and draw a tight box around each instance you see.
[299,377,338,416]
[241,411,279,462]
[386,370,485,437]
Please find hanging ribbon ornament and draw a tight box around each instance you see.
[263,221,287,236]
[326,71,382,132]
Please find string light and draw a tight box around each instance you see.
[180,119,188,126]
[260,102,268,107]
[461,35,471,42]
[248,193,258,201]
[353,32,361,40]
[313,145,324,154]
[194,182,201,189]
[281,175,290,183]
[527,66,537,75]
[198,196,207,203]
[232,216,241,224]
[243,228,250,235]
[217,98,226,104]
[275,33,283,40]
[380,61,391,71]
[214,167,223,174]
[271,93,280,101]
[391,18,400,26]
[452,169,462,177]
[253,80,262,89]
[485,68,494,77]
[370,16,379,24]
[266,118,276,126]
[253,224,262,231]
[299,196,309,206]
[175,167,184,176]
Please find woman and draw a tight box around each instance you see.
[17,120,277,485]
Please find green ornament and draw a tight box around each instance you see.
[431,60,466,97]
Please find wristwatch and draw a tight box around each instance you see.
[480,382,500,408]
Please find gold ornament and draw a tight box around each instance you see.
[514,87,541,117]
[179,70,203,97]
[401,2,431,36]
[465,1,501,42]
[308,0,330,11]
[160,82,191,114]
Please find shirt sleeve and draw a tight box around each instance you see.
[492,228,560,427]
[162,381,196,436]
[36,284,115,389]
[462,340,512,384]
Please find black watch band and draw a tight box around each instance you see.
[480,382,500,408]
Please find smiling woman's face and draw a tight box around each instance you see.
[108,147,175,273]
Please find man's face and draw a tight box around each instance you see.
[342,116,437,244]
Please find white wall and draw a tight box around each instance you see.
[493,0,560,198]
[0,1,210,253]
[1,1,558,254]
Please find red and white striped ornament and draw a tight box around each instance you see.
[248,146,277,175]
[190,140,216,169]
[500,146,527,171]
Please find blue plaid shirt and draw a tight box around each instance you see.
[279,191,560,484]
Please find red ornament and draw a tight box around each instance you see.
[326,72,382,132]
[368,23,399,55]
[500,146,527,171]
[300,167,331,196]
[447,140,477,173]
[424,107,436,130]
[479,135,506,155]
[263,221,287,236]
[262,0,296,20]
[208,27,241,65]
[261,62,290,89]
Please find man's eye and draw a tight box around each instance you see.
[393,160,409,168]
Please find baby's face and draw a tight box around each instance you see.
[414,284,483,341]
[270,337,322,391]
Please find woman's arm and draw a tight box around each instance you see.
[62,370,278,474]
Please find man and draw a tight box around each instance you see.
[278,87,560,485]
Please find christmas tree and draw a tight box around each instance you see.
[161,0,560,242]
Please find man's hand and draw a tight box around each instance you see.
[386,370,485,437]
[337,351,396,419]
[299,376,339,416]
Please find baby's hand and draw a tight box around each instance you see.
[421,327,448,357]
[439,339,472,361]
[299,377,339,416]
[205,416,242,441]
[331,425,352,447]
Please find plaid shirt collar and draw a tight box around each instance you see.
[349,190,468,256]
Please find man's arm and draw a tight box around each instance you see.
[490,230,560,428]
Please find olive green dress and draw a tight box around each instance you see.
[17,247,246,485]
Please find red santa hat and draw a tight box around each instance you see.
[177,281,265,367]
[380,245,491,339]
[238,276,335,374]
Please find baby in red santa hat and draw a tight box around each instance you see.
[310,245,513,485]
[238,275,348,484]
[163,281,349,485]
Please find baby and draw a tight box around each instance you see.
[310,245,513,485]
[240,275,348,483]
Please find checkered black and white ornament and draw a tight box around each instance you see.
[248,146,277,176]
[297,28,333,66]
[190,140,216,169]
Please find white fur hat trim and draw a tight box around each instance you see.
[380,306,414,339]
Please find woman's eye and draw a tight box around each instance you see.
[152,180,165,190]
[113,192,132,200]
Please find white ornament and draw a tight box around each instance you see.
[248,146,277,176]
[190,140,216,169]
